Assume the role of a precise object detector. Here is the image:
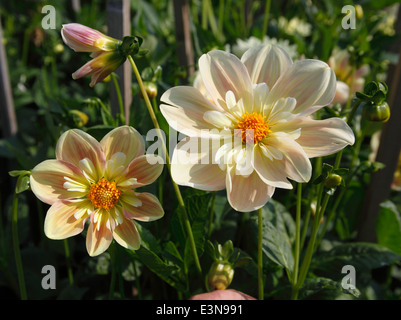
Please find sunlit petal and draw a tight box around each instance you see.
[113,219,141,250]
[100,126,145,166]
[226,165,275,212]
[44,199,90,240]
[30,159,88,205]
[122,192,164,222]
[56,129,105,179]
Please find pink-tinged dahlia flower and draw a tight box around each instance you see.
[160,44,355,212]
[328,48,369,105]
[61,23,125,87]
[30,126,164,256]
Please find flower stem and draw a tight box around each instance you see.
[292,190,330,300]
[12,192,27,300]
[257,207,264,300]
[292,183,302,287]
[109,242,116,300]
[207,191,217,238]
[132,257,143,299]
[128,55,202,275]
[63,239,74,286]
[110,72,126,125]
[261,0,271,38]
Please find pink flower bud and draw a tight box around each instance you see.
[61,23,124,86]
[61,23,119,52]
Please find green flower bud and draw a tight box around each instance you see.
[362,101,390,123]
[139,81,158,99]
[207,261,234,290]
[324,173,342,188]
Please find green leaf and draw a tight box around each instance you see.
[299,277,360,300]
[262,199,296,245]
[262,220,294,273]
[312,242,401,274]
[127,247,186,292]
[15,174,30,194]
[136,223,162,255]
[8,170,30,177]
[181,190,212,271]
[163,241,184,267]
[376,201,401,256]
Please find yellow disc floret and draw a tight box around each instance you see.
[87,178,121,210]
[236,112,271,144]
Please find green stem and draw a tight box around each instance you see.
[111,72,126,125]
[261,0,271,38]
[116,245,125,299]
[299,201,311,250]
[257,207,264,300]
[63,239,74,286]
[218,0,225,39]
[132,257,142,299]
[207,192,217,238]
[202,0,208,29]
[12,192,27,300]
[292,183,302,287]
[293,192,330,299]
[109,242,116,300]
[205,0,221,41]
[128,55,202,275]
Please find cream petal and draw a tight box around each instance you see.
[267,59,336,115]
[234,146,254,177]
[122,192,164,222]
[44,199,90,240]
[105,152,127,181]
[78,157,98,183]
[120,190,143,208]
[100,126,145,166]
[86,212,113,256]
[226,165,275,212]
[294,116,355,158]
[259,143,283,161]
[252,83,270,114]
[30,159,88,205]
[113,219,141,250]
[268,135,312,183]
[171,137,226,191]
[122,154,164,189]
[56,129,105,177]
[203,110,233,129]
[199,50,253,110]
[332,80,349,106]
[265,97,297,123]
[160,86,219,137]
[253,145,293,189]
[242,44,293,88]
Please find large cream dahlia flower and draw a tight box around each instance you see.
[30,126,164,256]
[160,44,355,212]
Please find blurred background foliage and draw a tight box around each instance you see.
[0,0,401,300]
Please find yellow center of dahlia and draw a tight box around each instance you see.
[236,112,271,144]
[87,178,121,210]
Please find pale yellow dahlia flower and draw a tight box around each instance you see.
[30,126,164,256]
[160,44,355,212]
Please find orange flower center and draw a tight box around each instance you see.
[235,112,271,144]
[87,178,121,210]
